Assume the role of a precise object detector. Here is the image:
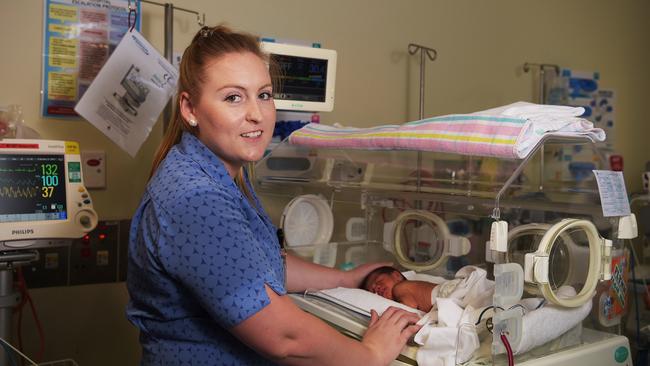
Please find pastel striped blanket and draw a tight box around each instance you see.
[288,102,606,159]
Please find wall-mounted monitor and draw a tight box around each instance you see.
[261,41,337,112]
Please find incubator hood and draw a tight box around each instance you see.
[253,134,633,366]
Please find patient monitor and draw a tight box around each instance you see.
[260,41,337,112]
[0,139,98,248]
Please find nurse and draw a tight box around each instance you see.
[127,25,421,365]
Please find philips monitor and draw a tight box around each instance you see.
[261,41,337,112]
[0,139,98,247]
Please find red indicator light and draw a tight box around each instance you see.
[99,234,106,240]
[87,159,101,166]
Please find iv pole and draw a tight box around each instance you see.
[523,62,560,192]
[407,44,437,193]
[136,0,205,132]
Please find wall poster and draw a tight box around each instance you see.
[41,0,141,118]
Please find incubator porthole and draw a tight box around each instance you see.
[549,228,590,295]
[397,219,445,265]
[391,210,470,271]
[547,236,570,291]
[281,194,334,248]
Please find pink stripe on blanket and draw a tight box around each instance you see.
[403,123,522,136]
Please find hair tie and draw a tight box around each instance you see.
[200,26,212,38]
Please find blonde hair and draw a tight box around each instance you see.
[150,25,274,202]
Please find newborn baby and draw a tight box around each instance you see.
[362,266,437,312]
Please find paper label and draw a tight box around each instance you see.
[593,170,631,217]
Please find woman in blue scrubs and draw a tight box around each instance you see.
[127,25,420,365]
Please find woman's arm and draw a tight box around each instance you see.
[231,285,420,366]
[286,253,391,292]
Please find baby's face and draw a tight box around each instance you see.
[364,272,404,300]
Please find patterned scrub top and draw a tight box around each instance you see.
[127,132,286,365]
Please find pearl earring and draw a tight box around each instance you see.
[188,118,198,127]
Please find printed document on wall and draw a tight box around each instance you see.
[75,30,177,157]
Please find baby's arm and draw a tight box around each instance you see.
[393,289,419,310]
[393,281,436,312]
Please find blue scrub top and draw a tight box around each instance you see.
[127,132,286,365]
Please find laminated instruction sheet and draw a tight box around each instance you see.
[75,30,178,157]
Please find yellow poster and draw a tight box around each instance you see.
[48,24,77,37]
[48,72,77,100]
[49,38,78,68]
[49,3,78,22]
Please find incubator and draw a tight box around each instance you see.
[254,135,634,365]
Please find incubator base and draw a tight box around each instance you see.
[514,328,631,366]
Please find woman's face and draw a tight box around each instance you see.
[183,51,276,177]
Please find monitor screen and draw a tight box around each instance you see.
[272,54,328,103]
[0,154,67,223]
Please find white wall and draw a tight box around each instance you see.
[1,1,649,364]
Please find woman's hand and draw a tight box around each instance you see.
[342,261,393,288]
[362,307,421,365]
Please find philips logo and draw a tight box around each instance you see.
[12,229,34,235]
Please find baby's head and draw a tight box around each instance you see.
[361,266,406,300]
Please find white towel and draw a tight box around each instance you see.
[414,298,480,366]
[514,286,592,354]
[413,266,494,366]
[475,101,605,158]
[402,271,447,284]
[430,266,495,310]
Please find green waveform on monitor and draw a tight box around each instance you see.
[0,167,37,173]
[0,186,39,199]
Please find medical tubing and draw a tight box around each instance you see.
[475,306,495,325]
[16,268,45,363]
[0,337,37,366]
[500,333,515,366]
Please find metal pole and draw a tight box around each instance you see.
[418,50,425,120]
[539,66,546,104]
[416,51,425,193]
[163,3,174,133]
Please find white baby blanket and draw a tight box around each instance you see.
[413,266,494,366]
